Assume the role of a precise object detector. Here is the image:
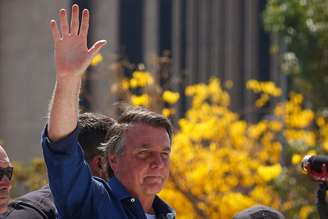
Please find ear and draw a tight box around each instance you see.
[89,155,102,173]
[108,154,118,172]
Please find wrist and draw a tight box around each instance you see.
[56,74,82,85]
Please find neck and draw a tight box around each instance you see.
[139,194,155,214]
[114,176,156,214]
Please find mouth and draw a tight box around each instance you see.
[0,194,8,200]
[0,189,9,199]
[144,176,164,184]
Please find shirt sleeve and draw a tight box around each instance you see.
[41,126,97,218]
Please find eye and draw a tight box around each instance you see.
[161,152,170,160]
[137,151,150,159]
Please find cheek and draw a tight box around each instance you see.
[161,161,170,179]
[134,162,156,180]
[164,163,170,176]
[163,159,170,169]
[121,159,148,178]
[136,163,151,176]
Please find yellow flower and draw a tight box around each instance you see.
[290,92,303,104]
[284,130,316,146]
[129,78,138,88]
[257,164,282,182]
[120,79,130,90]
[299,205,314,219]
[185,86,195,96]
[162,90,180,105]
[291,154,302,165]
[131,94,151,107]
[262,82,282,96]
[246,80,282,96]
[162,108,176,118]
[317,116,326,127]
[246,80,260,91]
[248,122,267,139]
[130,71,154,88]
[323,141,328,152]
[90,54,103,66]
[256,94,270,108]
[269,121,283,132]
[274,104,285,116]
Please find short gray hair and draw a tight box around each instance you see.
[98,122,126,156]
[99,106,173,156]
[118,106,173,142]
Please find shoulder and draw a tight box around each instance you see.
[6,186,56,219]
[14,185,54,206]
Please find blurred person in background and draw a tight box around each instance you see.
[0,144,13,218]
[233,205,285,219]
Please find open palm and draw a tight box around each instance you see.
[50,5,107,78]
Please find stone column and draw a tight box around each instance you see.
[244,0,259,121]
[86,0,119,115]
[143,0,159,73]
[224,0,243,111]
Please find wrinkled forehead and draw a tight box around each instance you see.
[124,123,171,147]
[0,157,10,164]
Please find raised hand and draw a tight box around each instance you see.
[50,4,107,79]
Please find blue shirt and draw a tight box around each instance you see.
[41,127,175,219]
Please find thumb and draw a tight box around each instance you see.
[88,40,108,58]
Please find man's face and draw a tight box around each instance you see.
[0,147,12,214]
[110,123,171,198]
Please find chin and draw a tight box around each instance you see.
[142,176,166,194]
[0,206,8,214]
[0,198,9,210]
[144,184,163,195]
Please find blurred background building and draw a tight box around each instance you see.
[0,0,282,161]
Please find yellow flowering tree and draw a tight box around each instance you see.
[118,66,324,218]
[159,79,284,218]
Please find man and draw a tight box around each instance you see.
[317,182,328,219]
[6,112,116,219]
[42,4,175,219]
[0,145,13,218]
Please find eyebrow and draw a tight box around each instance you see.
[136,144,171,151]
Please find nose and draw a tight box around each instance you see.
[0,175,10,186]
[150,153,165,169]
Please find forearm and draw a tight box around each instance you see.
[48,76,81,142]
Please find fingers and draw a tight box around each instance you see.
[50,20,61,42]
[53,5,89,39]
[59,9,69,37]
[88,40,107,57]
[70,4,79,35]
[79,9,89,37]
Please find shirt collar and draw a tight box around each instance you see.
[153,196,176,217]
[108,177,175,218]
